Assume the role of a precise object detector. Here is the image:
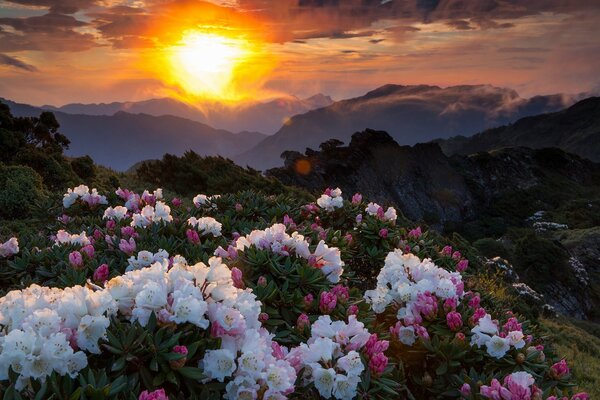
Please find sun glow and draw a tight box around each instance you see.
[167,31,252,100]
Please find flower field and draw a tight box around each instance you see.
[0,185,590,399]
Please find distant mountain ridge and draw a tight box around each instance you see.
[41,94,334,134]
[234,84,580,170]
[435,97,600,162]
[2,99,267,171]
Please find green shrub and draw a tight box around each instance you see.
[14,148,79,191]
[0,165,45,219]
[473,237,511,259]
[70,155,97,181]
[513,233,571,289]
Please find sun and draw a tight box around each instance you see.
[167,31,249,100]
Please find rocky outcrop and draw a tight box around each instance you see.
[268,129,600,227]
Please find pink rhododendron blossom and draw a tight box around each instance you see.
[319,291,337,314]
[348,304,359,316]
[368,352,388,376]
[441,245,453,256]
[186,229,200,244]
[231,267,244,288]
[446,311,463,331]
[408,226,422,239]
[93,264,109,282]
[171,198,182,207]
[257,276,267,287]
[81,244,95,259]
[456,259,469,272]
[460,383,471,397]
[119,238,136,255]
[550,359,570,379]
[304,293,314,308]
[297,313,310,330]
[69,251,83,268]
[379,228,388,238]
[138,388,168,400]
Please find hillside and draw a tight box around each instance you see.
[436,97,600,162]
[268,129,600,319]
[234,84,575,170]
[2,99,267,171]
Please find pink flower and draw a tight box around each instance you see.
[231,267,244,288]
[303,293,314,308]
[257,276,267,287]
[324,187,332,196]
[368,352,388,376]
[468,293,481,309]
[139,388,168,400]
[186,229,200,244]
[355,214,363,223]
[460,383,471,397]
[58,214,70,224]
[502,317,522,334]
[351,193,362,204]
[379,228,388,238]
[344,233,353,244]
[443,297,457,313]
[81,244,95,259]
[68,251,83,268]
[441,245,453,256]
[414,292,438,320]
[171,198,182,207]
[106,220,116,231]
[446,311,463,331]
[173,345,188,355]
[296,313,310,330]
[330,285,350,303]
[571,393,590,400]
[319,291,337,314]
[452,250,462,260]
[456,259,469,272]
[347,304,359,316]
[364,334,389,358]
[93,264,109,282]
[480,379,510,400]
[408,226,422,239]
[259,312,269,322]
[116,187,132,201]
[118,237,136,255]
[235,203,243,212]
[455,332,466,341]
[283,214,296,230]
[121,226,137,239]
[471,307,487,325]
[93,229,103,241]
[414,324,430,340]
[550,359,570,379]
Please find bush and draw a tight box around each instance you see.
[70,155,97,181]
[473,237,511,259]
[513,233,570,288]
[0,165,45,219]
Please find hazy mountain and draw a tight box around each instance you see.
[435,97,600,162]
[3,99,267,171]
[234,84,577,170]
[41,94,334,135]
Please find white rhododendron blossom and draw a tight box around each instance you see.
[126,249,171,272]
[0,237,19,258]
[62,185,108,209]
[365,249,463,318]
[188,216,222,237]
[130,201,173,227]
[234,223,344,283]
[103,206,129,221]
[0,284,116,389]
[193,194,221,209]
[289,315,370,400]
[470,314,526,359]
[54,229,91,246]
[364,202,397,222]
[317,188,343,211]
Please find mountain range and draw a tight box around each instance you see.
[3,84,595,171]
[435,96,600,162]
[234,84,580,170]
[41,94,334,135]
[2,99,267,171]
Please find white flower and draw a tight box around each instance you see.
[202,349,236,382]
[312,366,336,398]
[336,351,364,377]
[265,360,295,392]
[486,335,510,359]
[154,201,173,223]
[170,296,209,328]
[333,373,360,400]
[507,330,525,349]
[76,315,110,354]
[398,326,416,346]
[103,206,128,220]
[188,217,222,237]
[62,190,79,208]
[384,207,397,222]
[0,237,19,257]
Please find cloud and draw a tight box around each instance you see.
[2,0,98,14]
[0,12,97,52]
[0,53,38,71]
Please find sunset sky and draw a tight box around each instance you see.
[1,0,599,105]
